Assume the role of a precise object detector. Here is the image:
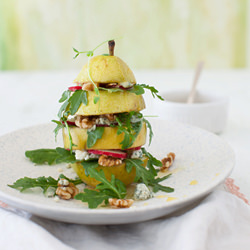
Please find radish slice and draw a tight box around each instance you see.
[88,149,127,159]
[62,121,75,126]
[68,86,82,92]
[127,146,141,151]
[119,85,133,90]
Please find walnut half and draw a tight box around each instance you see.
[160,152,176,172]
[98,155,122,167]
[75,115,96,129]
[56,179,79,200]
[108,198,134,208]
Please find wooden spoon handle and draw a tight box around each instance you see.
[187,61,204,104]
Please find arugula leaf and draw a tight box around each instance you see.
[8,175,83,194]
[139,84,164,101]
[125,158,152,185]
[25,147,76,165]
[80,160,99,176]
[115,112,143,149]
[127,84,145,95]
[58,174,83,186]
[51,120,64,140]
[56,89,87,150]
[141,148,162,176]
[8,176,58,193]
[143,118,153,145]
[98,84,161,100]
[125,158,174,193]
[74,189,110,209]
[64,120,77,152]
[87,126,105,148]
[57,89,88,120]
[68,90,88,115]
[98,87,124,93]
[150,175,174,193]
[57,98,70,119]
[74,168,127,208]
[59,90,70,103]
[99,85,145,96]
[89,169,126,199]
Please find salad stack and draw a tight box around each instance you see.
[10,40,174,209]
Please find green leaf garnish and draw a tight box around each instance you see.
[72,39,115,60]
[98,84,161,101]
[127,84,145,95]
[141,147,162,176]
[56,89,87,150]
[25,147,76,165]
[59,90,71,103]
[115,112,143,149]
[74,168,126,208]
[139,84,164,101]
[58,89,88,120]
[87,126,105,148]
[89,168,126,199]
[68,90,88,115]
[125,158,174,193]
[125,158,152,185]
[8,175,82,193]
[74,189,110,209]
[80,160,99,176]
[51,120,64,141]
[143,118,153,145]
[150,175,174,193]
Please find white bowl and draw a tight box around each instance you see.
[153,90,229,133]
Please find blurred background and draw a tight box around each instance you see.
[0,0,249,70]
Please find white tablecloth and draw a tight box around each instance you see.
[0,70,250,249]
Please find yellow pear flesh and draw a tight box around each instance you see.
[62,122,147,150]
[74,55,136,84]
[71,157,148,187]
[75,90,145,115]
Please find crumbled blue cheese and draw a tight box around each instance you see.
[58,179,69,186]
[120,82,133,88]
[87,124,96,132]
[75,150,99,161]
[134,183,154,200]
[130,115,142,123]
[45,187,56,198]
[96,117,112,126]
[131,149,143,159]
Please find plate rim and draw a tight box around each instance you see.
[0,121,235,223]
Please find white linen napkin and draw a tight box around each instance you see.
[1,189,250,250]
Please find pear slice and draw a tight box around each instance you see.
[62,122,147,150]
[75,90,145,115]
[74,55,136,84]
[71,157,148,187]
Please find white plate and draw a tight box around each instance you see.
[0,120,234,224]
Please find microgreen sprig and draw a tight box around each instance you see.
[73,39,115,59]
[73,39,116,104]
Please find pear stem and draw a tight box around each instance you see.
[108,40,115,56]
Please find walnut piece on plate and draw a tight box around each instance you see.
[56,179,79,200]
[108,198,134,208]
[160,152,175,172]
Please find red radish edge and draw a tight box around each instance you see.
[119,85,133,90]
[88,149,127,159]
[127,146,141,150]
[68,86,82,92]
[62,121,75,126]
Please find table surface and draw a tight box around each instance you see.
[0,69,250,201]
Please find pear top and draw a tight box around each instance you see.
[74,40,136,84]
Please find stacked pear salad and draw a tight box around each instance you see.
[9,40,175,209]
